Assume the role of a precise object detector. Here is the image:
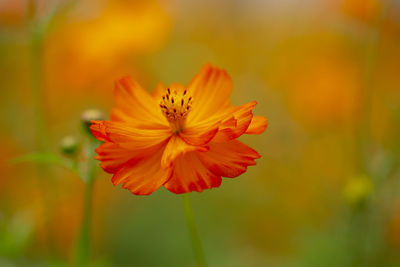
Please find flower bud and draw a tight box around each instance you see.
[344,175,374,208]
[81,109,104,135]
[60,136,79,157]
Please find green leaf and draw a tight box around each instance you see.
[9,152,63,166]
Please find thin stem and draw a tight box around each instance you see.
[76,177,94,266]
[29,0,79,151]
[351,2,392,266]
[356,0,390,174]
[76,139,99,266]
[29,4,58,257]
[28,0,83,261]
[182,194,206,267]
[30,23,47,151]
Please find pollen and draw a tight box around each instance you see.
[160,88,193,133]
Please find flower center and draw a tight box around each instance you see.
[160,88,193,133]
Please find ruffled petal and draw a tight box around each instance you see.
[95,142,162,175]
[95,143,134,174]
[245,115,268,134]
[161,135,208,169]
[179,120,219,146]
[187,64,232,124]
[111,145,172,195]
[164,152,221,194]
[114,76,168,126]
[212,101,257,143]
[197,140,261,178]
[90,120,171,150]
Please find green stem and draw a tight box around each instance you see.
[29,5,58,257]
[29,0,78,149]
[76,176,94,267]
[76,140,99,266]
[29,0,83,260]
[351,2,392,266]
[356,0,390,175]
[182,194,206,267]
[30,24,47,151]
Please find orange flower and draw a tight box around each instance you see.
[90,64,267,195]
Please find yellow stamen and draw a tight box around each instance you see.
[160,88,193,133]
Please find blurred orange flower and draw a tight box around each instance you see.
[90,64,267,195]
[288,55,361,127]
[341,0,383,23]
[45,0,171,94]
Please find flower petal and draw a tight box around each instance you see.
[179,120,219,146]
[110,107,134,122]
[95,143,133,173]
[90,120,171,150]
[245,116,268,134]
[197,140,261,178]
[114,76,167,126]
[164,152,221,194]
[212,101,257,143]
[111,145,172,195]
[161,135,208,169]
[187,64,232,124]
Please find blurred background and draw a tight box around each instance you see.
[1,0,400,266]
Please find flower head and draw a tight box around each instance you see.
[60,136,79,157]
[90,64,267,195]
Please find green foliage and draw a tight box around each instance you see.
[9,152,63,166]
[9,152,80,176]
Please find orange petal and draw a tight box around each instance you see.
[212,101,257,143]
[187,64,232,124]
[114,76,167,126]
[161,135,208,169]
[95,143,133,173]
[164,152,221,194]
[245,116,268,134]
[111,145,172,195]
[95,142,162,174]
[197,140,261,178]
[179,120,219,146]
[110,107,133,122]
[90,120,111,142]
[90,120,171,150]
